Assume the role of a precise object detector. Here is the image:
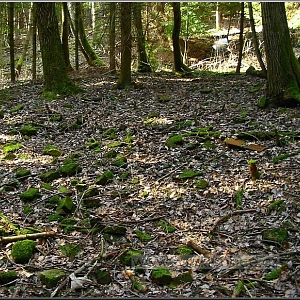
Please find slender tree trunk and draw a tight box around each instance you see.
[8,2,15,82]
[36,2,80,96]
[248,2,266,75]
[109,2,116,74]
[62,2,73,71]
[77,2,104,66]
[132,3,151,72]
[172,2,190,73]
[236,2,244,74]
[32,2,37,81]
[117,2,132,89]
[261,2,300,107]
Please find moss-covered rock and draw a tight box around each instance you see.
[135,230,152,242]
[86,138,101,151]
[166,134,183,148]
[0,271,18,285]
[20,125,38,136]
[119,249,144,266]
[112,154,127,167]
[39,170,60,183]
[263,265,285,281]
[194,179,208,189]
[175,245,194,257]
[2,141,23,154]
[56,197,74,215]
[43,145,62,157]
[11,239,36,264]
[150,267,172,286]
[38,269,66,288]
[95,170,114,185]
[19,188,39,202]
[15,168,31,178]
[172,271,193,285]
[96,270,112,285]
[59,162,82,176]
[262,227,288,245]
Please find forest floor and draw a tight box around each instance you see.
[0,68,300,298]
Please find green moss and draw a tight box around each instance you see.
[63,103,73,109]
[0,271,18,285]
[41,183,53,190]
[135,230,152,242]
[38,269,66,288]
[20,125,38,136]
[166,134,183,148]
[56,197,74,215]
[86,138,101,152]
[199,88,212,94]
[96,270,112,285]
[232,280,244,297]
[172,271,193,285]
[20,188,39,202]
[194,179,208,189]
[157,220,176,233]
[49,114,63,121]
[95,170,114,185]
[47,214,63,222]
[39,170,60,182]
[112,154,127,167]
[236,188,243,209]
[2,141,23,154]
[23,204,33,214]
[262,227,288,245]
[258,96,267,108]
[102,128,117,139]
[263,266,284,280]
[131,178,139,184]
[9,104,24,113]
[119,249,144,266]
[150,267,172,286]
[103,149,118,158]
[59,162,82,176]
[15,168,31,178]
[158,94,171,103]
[59,244,81,260]
[107,141,127,148]
[178,169,202,179]
[273,151,300,164]
[175,245,194,256]
[268,200,286,213]
[11,239,36,263]
[43,145,62,157]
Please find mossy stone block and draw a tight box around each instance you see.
[56,197,74,215]
[20,188,39,202]
[20,125,38,136]
[262,227,288,245]
[135,230,152,242]
[95,170,114,185]
[59,162,82,176]
[96,270,112,284]
[172,271,193,285]
[119,249,144,266]
[11,239,36,264]
[38,269,66,288]
[15,168,31,178]
[112,154,127,167]
[166,134,183,148]
[43,145,62,157]
[175,245,194,256]
[0,271,18,285]
[150,267,172,286]
[39,170,60,182]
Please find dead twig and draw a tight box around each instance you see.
[0,231,56,244]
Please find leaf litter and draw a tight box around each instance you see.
[0,69,299,297]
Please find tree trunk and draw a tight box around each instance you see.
[261,2,300,107]
[8,2,15,82]
[248,2,266,75]
[117,3,132,89]
[36,3,79,96]
[132,3,151,73]
[236,2,244,74]
[62,2,73,71]
[109,2,116,74]
[32,2,37,81]
[76,2,104,67]
[172,2,190,73]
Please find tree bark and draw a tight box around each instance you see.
[172,2,190,73]
[62,2,73,71]
[248,2,266,75]
[8,2,15,82]
[109,2,116,74]
[236,2,244,74]
[36,2,79,96]
[261,2,300,107]
[132,3,151,73]
[31,2,37,81]
[117,3,132,89]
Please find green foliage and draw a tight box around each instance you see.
[15,168,31,178]
[20,125,38,136]
[9,104,24,113]
[264,266,285,280]
[194,179,208,189]
[56,197,74,215]
[157,220,176,233]
[23,204,33,214]
[2,141,23,154]
[59,244,81,260]
[178,169,202,179]
[236,188,243,209]
[135,230,153,242]
[268,200,286,213]
[166,134,183,148]
[175,245,194,256]
[95,170,114,185]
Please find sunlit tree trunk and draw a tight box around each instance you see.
[36,2,79,95]
[236,2,244,74]
[172,2,190,72]
[132,2,151,72]
[117,2,132,89]
[248,2,266,75]
[8,2,15,82]
[109,2,116,74]
[261,2,300,107]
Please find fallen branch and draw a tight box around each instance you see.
[187,240,211,257]
[210,209,257,234]
[0,231,56,244]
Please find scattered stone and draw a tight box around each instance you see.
[119,249,144,266]
[150,267,172,286]
[0,271,18,285]
[38,269,66,288]
[11,239,36,264]
[19,188,39,202]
